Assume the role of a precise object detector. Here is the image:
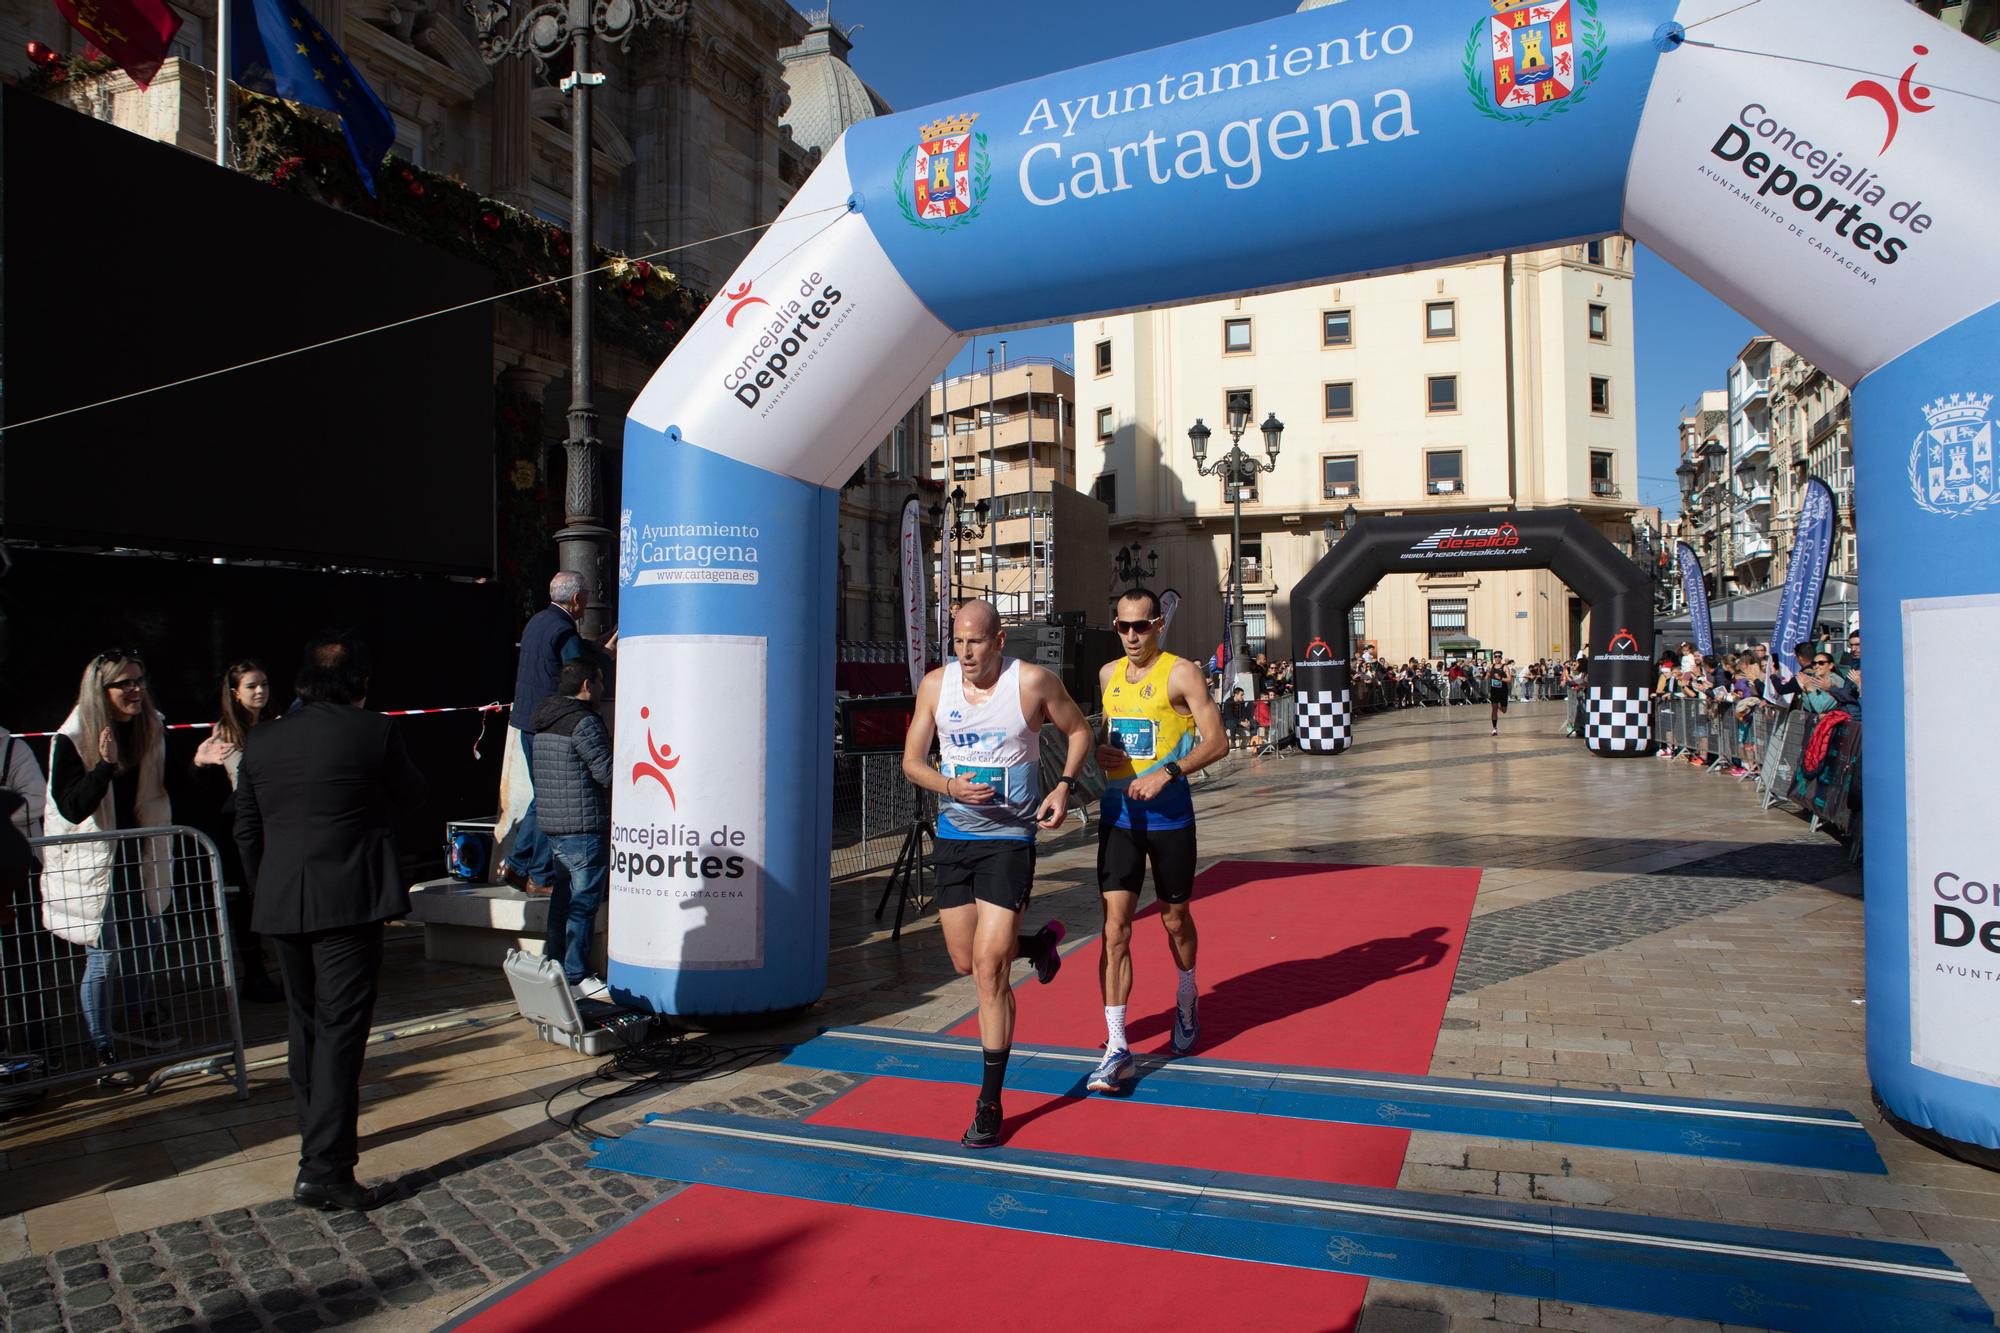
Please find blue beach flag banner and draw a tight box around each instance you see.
[1675,542,1713,659]
[1769,477,1838,679]
[231,0,395,195]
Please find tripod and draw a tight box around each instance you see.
[872,817,933,940]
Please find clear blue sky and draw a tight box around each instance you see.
[795,0,1765,518]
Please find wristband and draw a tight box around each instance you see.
[1054,774,1078,790]
[1163,761,1184,780]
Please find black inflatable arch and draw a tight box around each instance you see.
[1290,511,1654,757]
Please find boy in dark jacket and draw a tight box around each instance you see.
[529,661,613,1001]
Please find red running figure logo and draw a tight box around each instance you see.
[723,281,769,327]
[631,707,680,808]
[1847,45,1933,155]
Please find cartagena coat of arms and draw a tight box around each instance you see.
[896,112,990,232]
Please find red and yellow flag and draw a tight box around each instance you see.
[52,0,183,89]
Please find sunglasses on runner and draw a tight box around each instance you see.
[1112,617,1163,635]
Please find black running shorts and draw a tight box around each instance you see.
[1096,822,1197,905]
[931,837,1036,913]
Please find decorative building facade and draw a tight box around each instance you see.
[1077,240,1642,664]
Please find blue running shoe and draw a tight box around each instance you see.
[1085,1047,1135,1095]
[1171,991,1200,1056]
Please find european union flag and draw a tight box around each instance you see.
[231,0,395,196]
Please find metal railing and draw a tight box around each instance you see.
[3,826,248,1103]
[829,718,1111,884]
[1651,698,1863,840]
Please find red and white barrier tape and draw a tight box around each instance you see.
[11,702,512,759]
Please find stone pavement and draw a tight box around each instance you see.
[3,699,1995,1332]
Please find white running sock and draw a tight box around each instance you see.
[1104,1005,1128,1053]
[1177,968,1198,1010]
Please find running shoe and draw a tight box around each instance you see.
[1027,921,1066,986]
[961,1098,1003,1149]
[1086,1047,1136,1094]
[1171,991,1201,1056]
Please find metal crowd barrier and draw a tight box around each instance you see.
[2,826,247,1104]
[830,714,1114,884]
[829,753,936,883]
[1645,696,1865,845]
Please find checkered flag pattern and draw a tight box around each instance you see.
[1294,688,1352,753]
[1584,685,1652,753]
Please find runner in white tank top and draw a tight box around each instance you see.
[902,600,1095,1149]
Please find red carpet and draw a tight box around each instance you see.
[458,860,1479,1332]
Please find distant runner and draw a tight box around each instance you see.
[902,600,1093,1148]
[1087,588,1228,1094]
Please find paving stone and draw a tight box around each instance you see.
[63,1280,115,1308]
[136,1307,198,1331]
[68,1305,129,1333]
[273,1311,328,1331]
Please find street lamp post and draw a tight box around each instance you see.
[1188,401,1283,692]
[464,0,688,638]
[1112,540,1157,587]
[931,485,989,628]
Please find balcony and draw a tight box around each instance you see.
[1736,434,1770,465]
[1427,478,1462,496]
[1744,481,1773,508]
[1589,479,1621,498]
[1324,481,1361,500]
[1236,558,1265,586]
[1734,534,1774,563]
[1736,376,1770,406]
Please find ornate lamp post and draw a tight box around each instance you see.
[1188,400,1283,691]
[1321,501,1359,554]
[463,0,688,637]
[1112,540,1157,587]
[930,484,989,611]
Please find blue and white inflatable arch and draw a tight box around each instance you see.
[607,0,2000,1156]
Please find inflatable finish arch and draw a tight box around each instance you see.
[608,1,2000,1154]
[1290,511,1653,754]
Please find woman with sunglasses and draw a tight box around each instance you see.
[189,660,284,1003]
[42,650,176,1086]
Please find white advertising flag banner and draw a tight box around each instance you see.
[900,497,925,693]
[609,635,767,970]
[1906,593,2000,1086]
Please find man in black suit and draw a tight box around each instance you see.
[236,636,425,1211]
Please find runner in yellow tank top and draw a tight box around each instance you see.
[1087,589,1229,1094]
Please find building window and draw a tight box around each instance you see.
[1322,308,1352,347]
[1224,470,1259,504]
[1091,474,1116,511]
[1590,375,1612,415]
[1239,533,1263,586]
[1590,450,1617,497]
[953,463,976,481]
[1244,605,1268,657]
[1426,450,1463,496]
[1223,317,1252,354]
[1428,598,1469,658]
[1425,301,1456,340]
[1096,406,1114,439]
[1225,388,1254,427]
[1322,454,1359,499]
[1588,302,1608,342]
[1322,381,1354,420]
[1584,239,1604,265]
[1349,605,1366,645]
[1094,339,1112,376]
[1427,375,1458,414]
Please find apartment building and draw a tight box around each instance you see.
[1076,241,1641,663]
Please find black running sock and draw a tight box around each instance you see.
[1017,929,1044,960]
[980,1047,1010,1104]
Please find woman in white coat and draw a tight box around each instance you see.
[43,649,173,1086]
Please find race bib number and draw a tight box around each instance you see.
[1110,717,1157,760]
[952,764,1005,793]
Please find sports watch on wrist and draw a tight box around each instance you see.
[1163,761,1185,780]
[1054,774,1079,790]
